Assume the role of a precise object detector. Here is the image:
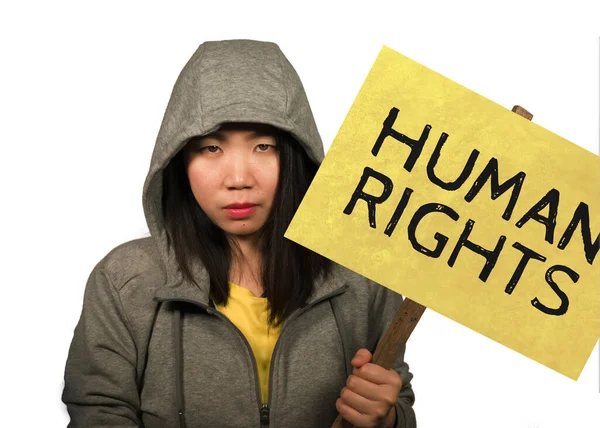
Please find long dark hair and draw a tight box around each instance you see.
[161,122,332,328]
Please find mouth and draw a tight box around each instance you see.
[225,203,257,209]
[224,204,257,219]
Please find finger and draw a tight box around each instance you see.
[340,385,376,415]
[351,348,372,367]
[353,364,403,389]
[345,374,382,402]
[336,396,377,428]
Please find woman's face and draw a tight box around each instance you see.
[183,124,280,242]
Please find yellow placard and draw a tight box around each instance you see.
[285,45,600,380]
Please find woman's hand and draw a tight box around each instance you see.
[335,348,402,428]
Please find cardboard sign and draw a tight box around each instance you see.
[284,46,600,380]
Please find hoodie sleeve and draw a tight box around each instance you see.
[369,282,417,428]
[62,261,142,427]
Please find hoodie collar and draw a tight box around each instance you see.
[153,260,348,308]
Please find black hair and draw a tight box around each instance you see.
[161,122,333,328]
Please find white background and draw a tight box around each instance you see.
[1,1,599,427]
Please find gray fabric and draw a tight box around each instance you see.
[62,39,416,427]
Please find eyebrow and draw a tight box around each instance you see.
[200,131,274,142]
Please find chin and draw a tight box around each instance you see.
[221,224,264,237]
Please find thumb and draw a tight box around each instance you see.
[351,348,372,367]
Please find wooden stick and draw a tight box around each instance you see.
[512,105,533,121]
[330,105,533,428]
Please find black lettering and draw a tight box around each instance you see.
[557,202,600,265]
[448,219,507,282]
[343,167,393,229]
[384,187,414,237]
[407,203,460,257]
[515,188,560,244]
[371,107,430,172]
[505,242,547,295]
[464,157,526,221]
[531,265,579,316]
[427,132,480,191]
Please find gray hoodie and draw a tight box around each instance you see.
[62,39,417,428]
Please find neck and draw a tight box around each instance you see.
[228,234,263,288]
[230,234,261,261]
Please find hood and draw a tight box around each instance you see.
[142,39,327,302]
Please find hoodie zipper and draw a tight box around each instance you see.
[265,283,350,426]
[207,307,272,426]
[155,297,268,426]
[155,283,349,427]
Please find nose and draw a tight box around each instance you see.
[223,152,256,189]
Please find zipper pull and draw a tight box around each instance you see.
[260,404,270,425]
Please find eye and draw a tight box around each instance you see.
[200,145,221,153]
[256,144,275,152]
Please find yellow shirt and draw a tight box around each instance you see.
[215,282,281,405]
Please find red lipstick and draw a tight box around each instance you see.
[224,203,257,218]
[225,203,256,209]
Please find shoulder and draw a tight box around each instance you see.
[329,262,403,311]
[326,263,404,353]
[94,236,167,301]
[91,236,167,335]
[329,262,394,296]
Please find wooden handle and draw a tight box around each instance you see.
[331,298,426,428]
[512,105,533,121]
[372,298,427,369]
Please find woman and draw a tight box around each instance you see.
[62,39,416,428]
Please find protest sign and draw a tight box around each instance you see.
[284,45,600,381]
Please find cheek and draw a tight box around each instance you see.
[187,164,218,200]
[262,160,280,195]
